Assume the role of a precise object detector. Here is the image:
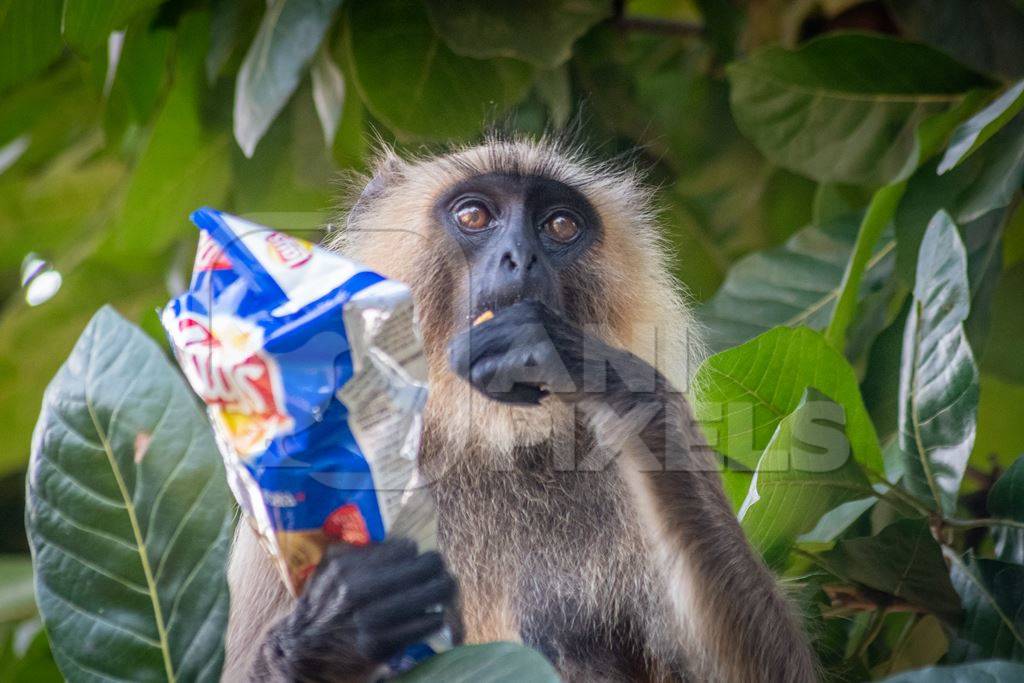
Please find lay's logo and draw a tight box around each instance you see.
[172,314,293,457]
[266,232,313,269]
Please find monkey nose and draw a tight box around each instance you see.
[499,248,537,273]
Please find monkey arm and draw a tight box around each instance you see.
[451,300,817,682]
[224,529,457,683]
[588,382,818,683]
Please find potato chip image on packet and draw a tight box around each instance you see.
[162,208,445,673]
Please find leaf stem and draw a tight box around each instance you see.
[87,401,176,682]
[824,181,907,351]
[868,472,935,517]
[854,607,887,662]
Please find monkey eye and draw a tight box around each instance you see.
[453,200,492,231]
[542,212,580,243]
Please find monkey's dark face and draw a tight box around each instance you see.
[434,173,602,324]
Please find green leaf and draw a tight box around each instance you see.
[898,116,1024,285]
[397,642,561,682]
[727,33,990,186]
[206,0,258,84]
[694,326,884,474]
[0,0,63,94]
[25,306,234,681]
[988,455,1024,564]
[310,45,345,148]
[698,214,895,353]
[819,519,962,620]
[796,495,877,545]
[940,80,1024,173]
[113,12,231,256]
[948,554,1024,662]
[344,0,534,141]
[421,0,609,68]
[812,182,874,226]
[879,660,1024,683]
[861,303,912,446]
[738,389,873,568]
[0,556,35,622]
[61,0,163,54]
[108,20,173,126]
[875,614,948,678]
[897,211,979,514]
[825,182,906,352]
[234,0,342,157]
[888,0,1024,80]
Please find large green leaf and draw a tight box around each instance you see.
[233,0,342,157]
[988,455,1024,565]
[61,0,164,54]
[112,12,231,257]
[880,660,1024,683]
[727,33,990,187]
[694,326,884,474]
[940,80,1024,173]
[897,211,979,514]
[343,0,534,140]
[698,214,895,353]
[25,306,234,681]
[948,554,1024,662]
[0,0,63,94]
[422,0,610,68]
[818,519,962,620]
[397,642,560,682]
[738,389,873,568]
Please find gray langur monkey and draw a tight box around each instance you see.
[221,136,817,682]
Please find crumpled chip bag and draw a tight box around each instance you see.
[162,209,442,667]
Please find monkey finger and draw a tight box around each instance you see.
[304,539,420,606]
[360,612,447,663]
[343,550,449,612]
[354,574,457,631]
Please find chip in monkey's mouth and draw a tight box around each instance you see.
[473,310,494,326]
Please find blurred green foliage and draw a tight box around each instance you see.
[2,0,1024,680]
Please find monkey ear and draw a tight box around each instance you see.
[359,149,405,204]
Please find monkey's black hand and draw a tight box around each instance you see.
[449,300,638,405]
[259,538,457,682]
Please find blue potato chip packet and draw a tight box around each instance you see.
[162,209,445,673]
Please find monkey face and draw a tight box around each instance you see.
[332,140,702,447]
[433,172,603,327]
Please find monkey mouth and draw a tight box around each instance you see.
[468,293,526,323]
